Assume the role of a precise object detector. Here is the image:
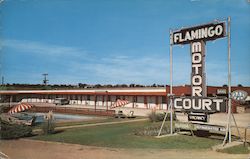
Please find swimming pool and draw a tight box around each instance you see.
[13,113,100,123]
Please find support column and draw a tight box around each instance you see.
[102,95,105,107]
[77,95,79,104]
[9,95,12,108]
[80,95,83,105]
[106,94,108,111]
[144,96,148,109]
[155,96,159,109]
[94,95,97,111]
[133,96,135,108]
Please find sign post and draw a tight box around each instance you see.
[223,17,232,144]
[170,29,173,135]
[158,29,174,136]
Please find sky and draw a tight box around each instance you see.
[0,0,249,86]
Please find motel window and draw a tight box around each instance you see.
[87,95,90,100]
[12,96,17,102]
[73,95,76,100]
[162,96,166,104]
[116,96,120,100]
[134,96,137,102]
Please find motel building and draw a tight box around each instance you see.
[0,85,250,116]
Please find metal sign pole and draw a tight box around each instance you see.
[228,16,232,143]
[170,29,173,135]
[228,17,232,142]
[157,29,173,137]
[223,16,231,145]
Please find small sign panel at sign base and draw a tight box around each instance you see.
[188,113,208,122]
[175,122,226,133]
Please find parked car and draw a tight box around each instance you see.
[54,98,69,105]
[115,110,126,118]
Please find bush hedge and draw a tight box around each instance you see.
[148,111,176,122]
[0,118,32,139]
[0,105,10,113]
[134,123,171,136]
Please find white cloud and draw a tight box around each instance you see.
[2,39,87,57]
[67,55,186,85]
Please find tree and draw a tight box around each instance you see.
[129,84,135,87]
[78,83,87,88]
[121,84,128,87]
[152,84,157,87]
[95,84,102,88]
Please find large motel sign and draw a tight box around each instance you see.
[171,21,227,113]
[165,18,234,144]
[158,18,233,145]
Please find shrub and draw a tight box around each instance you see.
[0,118,32,139]
[148,111,176,122]
[0,105,10,113]
[134,122,171,136]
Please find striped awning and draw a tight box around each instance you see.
[111,99,129,108]
[8,103,33,114]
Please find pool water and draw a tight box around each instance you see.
[13,113,99,123]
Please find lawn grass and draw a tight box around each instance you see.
[54,117,114,127]
[31,121,220,149]
[217,144,250,154]
[33,116,146,129]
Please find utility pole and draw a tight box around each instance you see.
[1,76,4,85]
[42,73,49,86]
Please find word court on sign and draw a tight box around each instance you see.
[174,97,226,113]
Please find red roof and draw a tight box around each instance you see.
[1,86,250,96]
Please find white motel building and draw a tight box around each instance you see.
[1,85,249,114]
